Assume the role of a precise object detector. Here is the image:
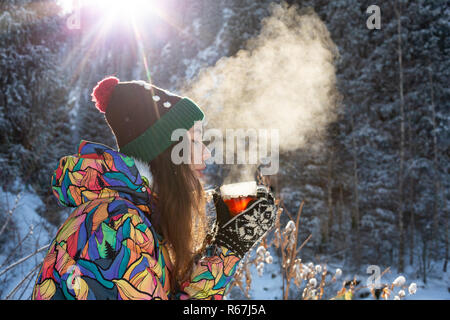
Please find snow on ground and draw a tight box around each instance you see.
[0,181,57,300]
[227,246,450,300]
[247,248,284,300]
[404,277,449,300]
[384,265,450,300]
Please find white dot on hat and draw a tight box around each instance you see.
[144,84,151,90]
[163,102,172,108]
[152,95,160,102]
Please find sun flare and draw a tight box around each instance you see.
[57,0,161,21]
[57,0,176,87]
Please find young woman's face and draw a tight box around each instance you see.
[188,126,211,177]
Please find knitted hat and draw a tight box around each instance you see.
[91,76,205,163]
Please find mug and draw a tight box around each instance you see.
[219,181,259,217]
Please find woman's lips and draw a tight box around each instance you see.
[195,166,206,177]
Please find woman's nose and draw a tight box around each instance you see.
[202,144,211,161]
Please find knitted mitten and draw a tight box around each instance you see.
[212,186,276,259]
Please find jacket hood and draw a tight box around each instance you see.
[52,140,154,208]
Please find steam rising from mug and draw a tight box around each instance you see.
[183,4,340,181]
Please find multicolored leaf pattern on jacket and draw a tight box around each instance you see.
[32,140,240,300]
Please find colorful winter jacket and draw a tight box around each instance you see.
[32,140,240,300]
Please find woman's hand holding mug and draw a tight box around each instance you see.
[211,181,277,259]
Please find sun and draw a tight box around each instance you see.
[58,0,176,85]
[95,0,161,21]
[57,0,161,21]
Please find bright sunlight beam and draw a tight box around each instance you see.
[57,0,184,89]
[96,0,161,21]
[57,0,162,21]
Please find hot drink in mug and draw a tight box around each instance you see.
[219,181,260,217]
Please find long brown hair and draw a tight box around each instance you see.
[149,143,207,291]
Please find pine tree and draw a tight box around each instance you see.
[0,0,72,188]
[0,0,74,227]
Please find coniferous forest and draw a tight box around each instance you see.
[0,0,448,300]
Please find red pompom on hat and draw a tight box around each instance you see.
[91,76,119,113]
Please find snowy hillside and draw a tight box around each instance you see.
[0,182,57,299]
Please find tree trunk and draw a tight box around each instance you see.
[422,236,428,284]
[406,70,415,267]
[428,65,441,262]
[395,1,405,273]
[349,104,361,268]
[338,185,344,235]
[444,200,448,273]
[409,203,415,266]
[427,65,448,272]
[327,149,334,250]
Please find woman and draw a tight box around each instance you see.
[32,76,276,300]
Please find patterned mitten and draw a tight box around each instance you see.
[212,186,276,259]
